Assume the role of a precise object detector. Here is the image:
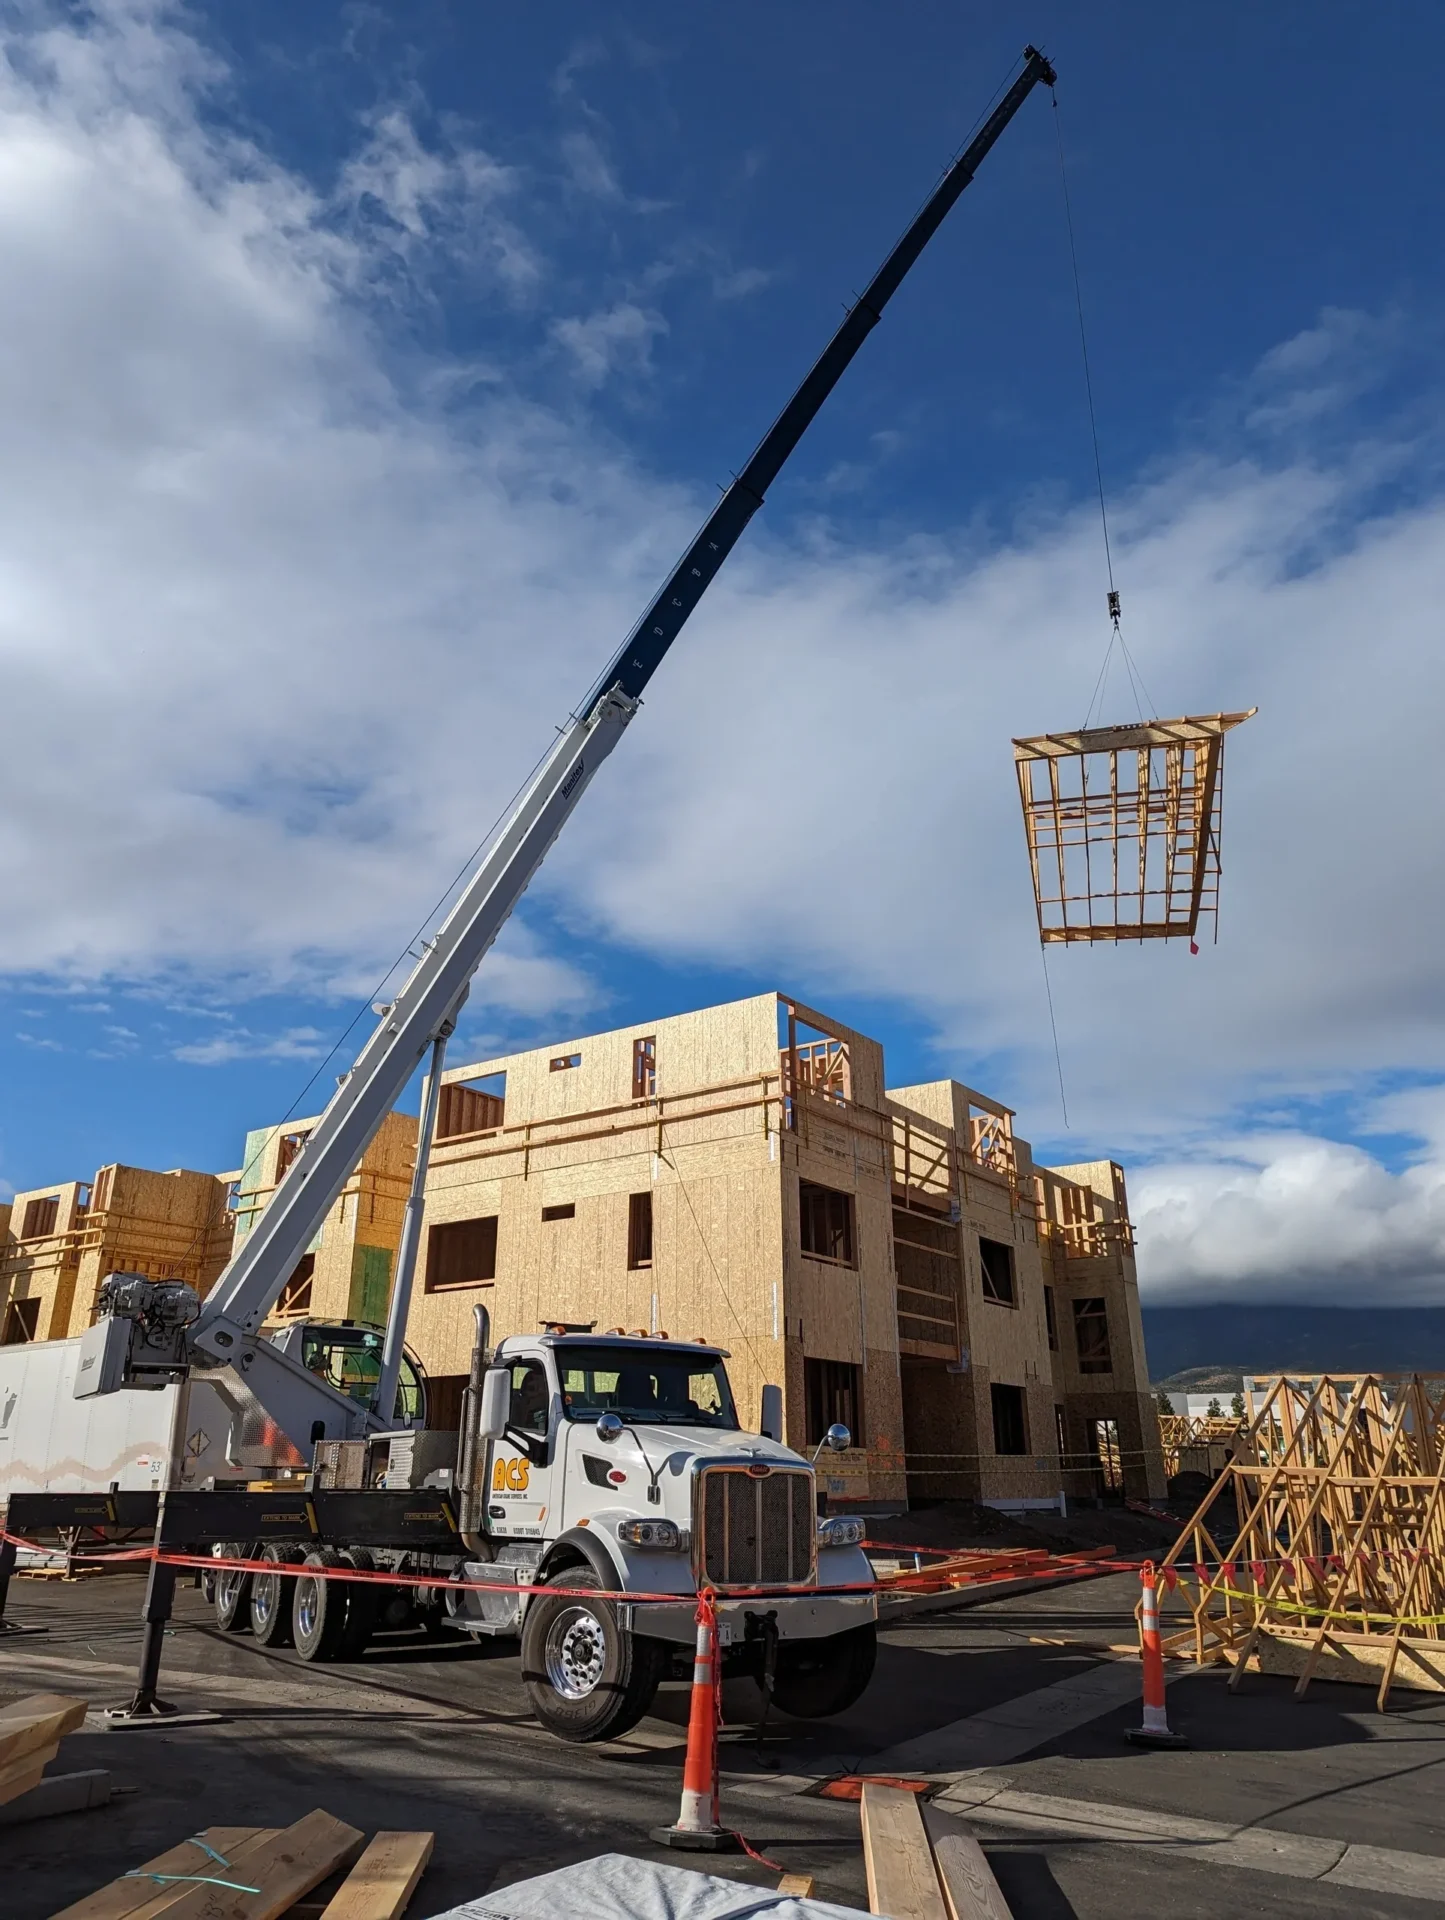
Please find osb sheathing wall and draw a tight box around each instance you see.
[887,1081,1061,1505]
[778,1006,903,1505]
[420,993,907,1504]
[1039,1158,1167,1501]
[0,1181,87,1340]
[0,1168,233,1343]
[238,1110,416,1326]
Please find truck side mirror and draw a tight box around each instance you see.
[478,1367,510,1441]
[759,1384,783,1442]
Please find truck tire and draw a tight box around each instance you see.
[520,1565,664,1743]
[213,1545,252,1632]
[770,1624,877,1719]
[336,1549,379,1659]
[250,1546,303,1647]
[293,1550,350,1662]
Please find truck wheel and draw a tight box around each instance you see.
[213,1545,252,1632]
[336,1549,379,1659]
[250,1546,302,1647]
[770,1624,877,1718]
[520,1565,663,1743]
[293,1550,351,1662]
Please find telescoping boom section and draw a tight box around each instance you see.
[79,47,1058,1429]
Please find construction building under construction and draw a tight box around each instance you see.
[0,991,1165,1508]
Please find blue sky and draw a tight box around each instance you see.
[3,2,1445,1305]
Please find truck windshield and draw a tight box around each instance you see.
[558,1348,739,1429]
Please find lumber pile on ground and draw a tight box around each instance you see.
[0,1691,88,1806]
[53,1811,433,1920]
[860,1781,1009,1920]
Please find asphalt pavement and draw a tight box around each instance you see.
[3,1568,1445,1916]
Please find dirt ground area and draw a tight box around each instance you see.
[4,1565,1445,1917]
[863,1497,1184,1558]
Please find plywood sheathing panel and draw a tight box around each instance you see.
[0,1169,234,1345]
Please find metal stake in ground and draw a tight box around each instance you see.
[652,1590,739,1852]
[1125,1561,1187,1749]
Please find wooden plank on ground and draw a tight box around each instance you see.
[0,1761,46,1807]
[160,1810,366,1920]
[0,1692,88,1769]
[52,1831,273,1920]
[922,1804,1012,1920]
[777,1873,816,1897]
[319,1833,433,1920]
[861,1782,947,1920]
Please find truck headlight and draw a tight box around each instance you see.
[617,1518,683,1551]
[816,1516,865,1549]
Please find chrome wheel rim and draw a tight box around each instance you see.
[544,1605,606,1700]
[252,1575,275,1626]
[217,1570,244,1613]
[296,1581,320,1638]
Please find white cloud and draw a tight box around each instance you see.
[560,127,621,203]
[713,265,771,300]
[550,300,667,385]
[1132,1098,1445,1306]
[173,1025,325,1066]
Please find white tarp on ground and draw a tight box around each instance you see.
[432,1852,868,1920]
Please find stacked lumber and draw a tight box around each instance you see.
[0,1691,88,1806]
[861,1781,1009,1920]
[53,1812,433,1920]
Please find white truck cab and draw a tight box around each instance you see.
[451,1330,877,1741]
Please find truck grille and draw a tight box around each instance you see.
[694,1465,814,1589]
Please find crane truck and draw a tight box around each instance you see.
[15,47,1058,1740]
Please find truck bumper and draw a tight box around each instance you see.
[629,1590,877,1647]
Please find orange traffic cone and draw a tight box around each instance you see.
[1126,1561,1187,1748]
[652,1589,739,1851]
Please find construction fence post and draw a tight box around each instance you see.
[1126,1560,1187,1749]
[652,1589,738,1852]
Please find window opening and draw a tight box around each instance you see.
[20,1195,59,1240]
[1054,1403,1068,1461]
[437,1074,505,1139]
[979,1236,1016,1305]
[1,1298,40,1344]
[1044,1284,1059,1349]
[549,1053,581,1073]
[425,1216,498,1290]
[991,1382,1028,1455]
[627,1191,653,1270]
[805,1358,863,1447]
[778,1001,852,1126]
[1073,1296,1112,1374]
[276,1253,315,1317]
[632,1036,657,1100]
[1094,1417,1124,1490]
[799,1181,855,1266]
[541,1202,576,1223]
[275,1130,311,1181]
